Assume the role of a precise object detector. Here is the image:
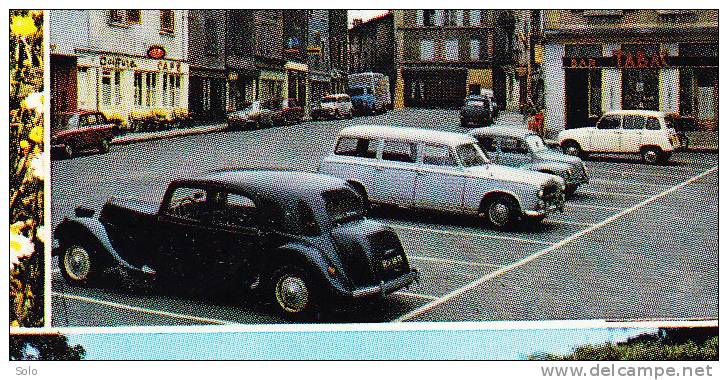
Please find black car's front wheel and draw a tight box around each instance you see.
[267,265,320,320]
[59,243,107,287]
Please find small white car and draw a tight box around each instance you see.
[558,110,680,164]
[312,94,353,120]
[319,125,565,229]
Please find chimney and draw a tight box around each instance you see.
[353,18,363,27]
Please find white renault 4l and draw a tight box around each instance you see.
[558,110,680,165]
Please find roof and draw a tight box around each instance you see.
[469,126,536,139]
[602,110,667,118]
[174,170,347,202]
[338,125,476,146]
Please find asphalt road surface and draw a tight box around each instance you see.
[50,109,719,326]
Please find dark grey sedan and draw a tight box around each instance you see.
[470,126,589,195]
[460,95,493,128]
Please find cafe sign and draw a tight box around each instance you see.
[564,49,718,69]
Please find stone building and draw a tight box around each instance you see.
[328,10,349,94]
[307,10,332,112]
[393,10,495,109]
[188,10,226,121]
[348,12,395,103]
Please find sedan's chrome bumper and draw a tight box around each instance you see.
[350,269,420,299]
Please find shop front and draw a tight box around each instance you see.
[227,69,257,112]
[285,61,308,111]
[189,68,226,122]
[75,50,189,121]
[256,67,285,103]
[402,67,467,109]
[546,43,718,133]
[308,72,332,112]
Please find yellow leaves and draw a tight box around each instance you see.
[28,125,43,144]
[10,15,37,37]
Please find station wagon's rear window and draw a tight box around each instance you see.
[335,137,377,158]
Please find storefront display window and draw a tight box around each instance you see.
[101,69,121,106]
[621,44,659,111]
[679,43,718,125]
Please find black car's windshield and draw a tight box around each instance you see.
[456,143,490,167]
[525,134,547,152]
[322,189,364,224]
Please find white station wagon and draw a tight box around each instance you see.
[319,125,566,228]
[558,110,680,164]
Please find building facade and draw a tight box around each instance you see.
[307,10,332,112]
[188,10,226,121]
[543,10,718,135]
[328,10,349,94]
[50,10,189,122]
[226,10,257,111]
[283,10,309,110]
[393,10,494,109]
[349,13,396,103]
[254,10,286,103]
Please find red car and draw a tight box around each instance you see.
[270,98,304,125]
[51,111,115,159]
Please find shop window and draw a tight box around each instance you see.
[621,44,659,111]
[420,39,434,61]
[588,69,602,117]
[445,10,463,26]
[145,72,158,108]
[160,10,174,33]
[109,10,141,25]
[445,40,459,61]
[134,72,143,107]
[101,69,121,107]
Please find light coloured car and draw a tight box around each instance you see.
[319,125,566,229]
[312,94,353,120]
[558,110,680,164]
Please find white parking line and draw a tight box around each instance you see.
[52,292,235,325]
[587,168,692,180]
[409,255,502,268]
[546,219,597,228]
[577,190,650,199]
[589,178,671,188]
[567,203,624,211]
[394,291,439,301]
[390,223,556,246]
[394,165,719,322]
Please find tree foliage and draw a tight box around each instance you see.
[530,328,718,361]
[10,335,86,361]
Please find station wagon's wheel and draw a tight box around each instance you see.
[59,243,107,286]
[562,141,583,158]
[483,195,518,229]
[641,147,662,165]
[267,265,319,320]
[98,139,110,154]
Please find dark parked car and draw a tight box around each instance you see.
[460,95,493,128]
[51,111,115,159]
[53,170,419,319]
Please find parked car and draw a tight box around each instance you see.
[460,95,494,128]
[53,170,419,319]
[51,111,115,159]
[226,101,278,129]
[558,110,680,165]
[275,98,304,125]
[348,72,391,115]
[319,125,565,229]
[311,94,353,120]
[470,126,588,196]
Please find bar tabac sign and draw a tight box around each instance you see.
[563,49,717,69]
